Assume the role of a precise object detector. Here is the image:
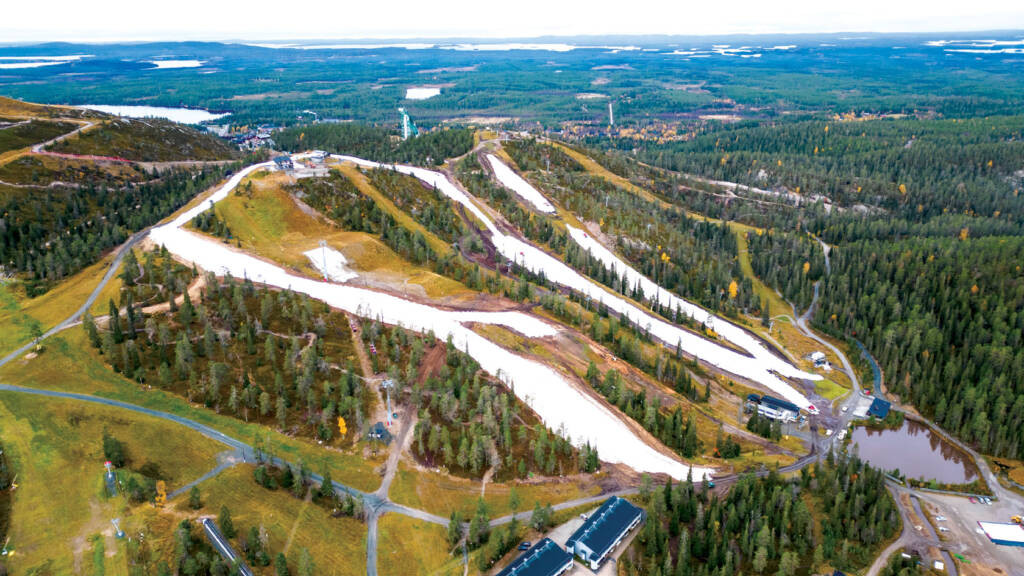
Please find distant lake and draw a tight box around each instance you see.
[850,419,978,484]
[77,105,229,124]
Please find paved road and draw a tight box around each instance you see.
[168,449,246,500]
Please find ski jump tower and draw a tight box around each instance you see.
[398,108,419,140]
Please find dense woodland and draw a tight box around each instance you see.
[410,335,594,480]
[622,453,899,576]
[815,236,1024,458]
[276,124,472,166]
[627,116,1024,225]
[86,249,372,444]
[746,230,826,311]
[7,39,1024,128]
[1,165,235,295]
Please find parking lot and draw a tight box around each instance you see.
[916,492,1024,576]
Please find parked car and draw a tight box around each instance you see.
[938,527,950,533]
[969,497,978,503]
[518,542,531,551]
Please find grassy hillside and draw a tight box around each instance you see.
[0,119,79,155]
[49,116,238,161]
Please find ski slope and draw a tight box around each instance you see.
[342,154,819,411]
[149,157,710,481]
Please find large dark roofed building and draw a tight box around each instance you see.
[867,398,891,419]
[566,496,644,570]
[495,538,573,576]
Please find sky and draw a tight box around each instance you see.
[2,0,1023,43]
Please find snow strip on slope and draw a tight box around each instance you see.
[485,154,556,213]
[150,160,708,480]
[479,156,820,410]
[304,246,358,282]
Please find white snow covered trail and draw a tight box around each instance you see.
[305,246,358,282]
[150,158,710,481]
[484,153,556,213]
[339,154,820,412]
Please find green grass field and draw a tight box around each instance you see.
[0,393,224,575]
[187,465,367,576]
[388,462,600,519]
[0,252,122,356]
[377,513,453,576]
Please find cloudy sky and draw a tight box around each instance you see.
[3,0,1023,43]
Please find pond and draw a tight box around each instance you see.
[850,419,978,484]
[76,105,229,124]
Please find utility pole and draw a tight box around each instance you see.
[319,240,328,281]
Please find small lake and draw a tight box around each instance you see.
[850,419,977,484]
[76,105,229,124]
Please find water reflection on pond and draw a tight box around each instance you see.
[850,419,977,484]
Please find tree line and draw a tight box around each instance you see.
[622,452,899,576]
[1,164,238,296]
[276,123,472,166]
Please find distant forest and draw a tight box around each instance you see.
[275,123,473,165]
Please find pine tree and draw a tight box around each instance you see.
[219,505,236,538]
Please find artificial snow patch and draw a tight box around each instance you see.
[486,154,556,213]
[304,246,357,282]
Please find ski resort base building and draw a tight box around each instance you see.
[495,538,573,576]
[565,496,645,570]
[746,394,801,423]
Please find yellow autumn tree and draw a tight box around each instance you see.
[728,280,738,299]
[959,227,970,241]
[337,417,347,437]
[899,184,907,195]
[802,261,811,274]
